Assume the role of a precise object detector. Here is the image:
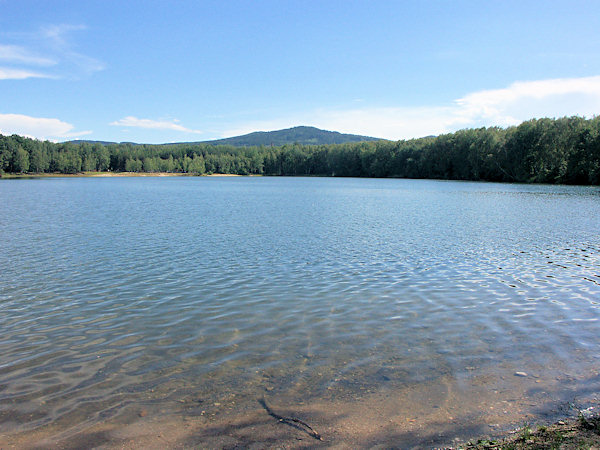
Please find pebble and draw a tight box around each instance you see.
[514,371,528,377]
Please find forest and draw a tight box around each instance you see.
[1,116,599,185]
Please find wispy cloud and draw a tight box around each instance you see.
[41,24,87,46]
[0,44,56,66]
[110,116,203,134]
[223,76,600,140]
[39,24,105,76]
[0,24,103,80]
[0,113,91,140]
[0,67,53,80]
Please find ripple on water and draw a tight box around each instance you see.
[0,177,599,444]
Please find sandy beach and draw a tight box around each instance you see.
[1,172,247,178]
[2,367,598,449]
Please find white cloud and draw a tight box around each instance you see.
[39,24,105,77]
[453,76,600,128]
[0,67,52,80]
[0,113,91,140]
[41,24,87,45]
[0,44,56,66]
[222,76,600,140]
[110,116,202,134]
[0,24,103,81]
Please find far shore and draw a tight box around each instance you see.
[0,171,252,178]
[91,172,245,177]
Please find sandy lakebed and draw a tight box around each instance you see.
[2,369,599,449]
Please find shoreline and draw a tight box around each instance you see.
[1,370,597,449]
[463,411,600,449]
[1,172,598,187]
[2,401,598,449]
[0,171,249,178]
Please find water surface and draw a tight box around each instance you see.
[1,177,599,447]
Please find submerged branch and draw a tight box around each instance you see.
[258,397,323,441]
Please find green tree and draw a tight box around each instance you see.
[188,154,206,174]
[12,146,30,173]
[94,145,110,171]
[29,145,49,173]
[125,158,143,172]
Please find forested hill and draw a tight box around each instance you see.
[2,116,600,185]
[70,126,381,147]
[178,126,382,146]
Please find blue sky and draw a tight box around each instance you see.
[1,0,600,143]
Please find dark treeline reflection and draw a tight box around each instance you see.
[2,116,600,184]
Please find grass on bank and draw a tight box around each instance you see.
[464,413,600,449]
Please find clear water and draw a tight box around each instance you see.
[1,177,599,446]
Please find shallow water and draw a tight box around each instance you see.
[1,177,599,447]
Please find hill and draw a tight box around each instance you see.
[193,126,382,146]
[69,126,382,147]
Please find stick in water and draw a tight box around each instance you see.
[258,397,323,441]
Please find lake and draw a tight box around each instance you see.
[1,176,599,447]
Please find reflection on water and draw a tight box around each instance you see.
[1,177,599,446]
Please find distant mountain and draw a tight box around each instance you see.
[68,139,121,146]
[68,126,383,147]
[68,140,141,146]
[194,126,382,146]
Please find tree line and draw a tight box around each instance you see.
[1,116,599,185]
